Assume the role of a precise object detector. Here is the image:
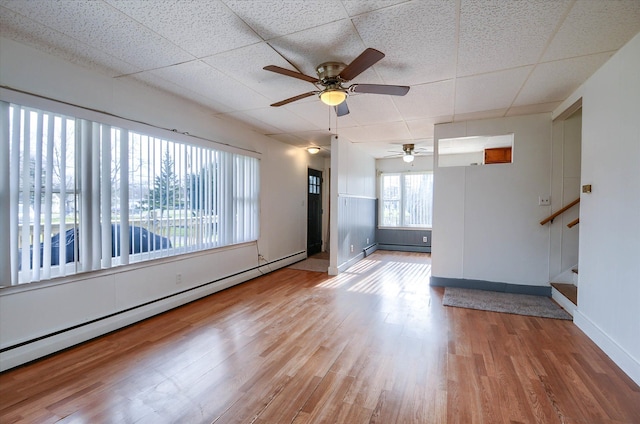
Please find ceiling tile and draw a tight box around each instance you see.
[543,0,640,62]
[506,102,561,117]
[457,0,571,76]
[130,71,232,113]
[267,133,311,146]
[454,66,532,114]
[342,94,402,125]
[0,5,139,77]
[223,0,348,40]
[406,117,453,140]
[453,109,507,122]
[280,100,349,130]
[342,0,409,17]
[514,52,613,106]
[216,110,285,135]
[203,42,318,104]
[148,60,272,111]
[338,121,411,143]
[1,0,636,159]
[286,130,334,147]
[393,80,455,120]
[266,19,368,77]
[105,0,261,58]
[352,0,458,86]
[239,107,322,134]
[1,0,193,70]
[357,140,406,158]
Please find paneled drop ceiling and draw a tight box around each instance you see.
[1,0,639,157]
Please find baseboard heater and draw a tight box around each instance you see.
[363,243,378,257]
[0,250,306,358]
[377,244,430,253]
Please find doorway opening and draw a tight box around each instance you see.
[307,168,323,256]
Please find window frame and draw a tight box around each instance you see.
[1,88,261,287]
[378,171,433,230]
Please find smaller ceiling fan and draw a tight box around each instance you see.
[386,144,429,163]
[263,48,410,116]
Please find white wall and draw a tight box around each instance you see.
[438,151,484,167]
[335,136,376,198]
[571,33,640,385]
[329,136,376,274]
[432,113,553,286]
[0,37,310,370]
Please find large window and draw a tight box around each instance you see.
[379,172,433,228]
[1,100,259,286]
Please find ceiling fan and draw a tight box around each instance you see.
[263,48,410,116]
[386,144,429,163]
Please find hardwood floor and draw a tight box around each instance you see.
[1,251,639,423]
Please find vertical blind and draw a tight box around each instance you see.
[0,100,260,286]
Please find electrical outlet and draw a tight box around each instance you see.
[350,245,354,253]
[538,196,550,206]
[366,238,369,244]
[423,236,428,243]
[176,273,182,285]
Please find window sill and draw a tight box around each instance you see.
[0,241,257,297]
[377,226,432,231]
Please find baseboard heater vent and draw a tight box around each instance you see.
[363,243,378,257]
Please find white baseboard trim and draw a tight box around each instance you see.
[551,287,576,317]
[329,251,366,276]
[573,310,640,386]
[338,252,365,274]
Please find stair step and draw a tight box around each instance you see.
[551,282,577,306]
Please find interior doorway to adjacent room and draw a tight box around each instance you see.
[307,168,323,256]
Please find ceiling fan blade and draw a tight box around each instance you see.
[270,91,317,107]
[350,84,410,96]
[339,48,385,81]
[263,65,319,83]
[335,101,349,117]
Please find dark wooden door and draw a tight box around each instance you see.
[307,168,322,256]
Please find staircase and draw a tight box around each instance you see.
[551,268,578,317]
[540,198,580,318]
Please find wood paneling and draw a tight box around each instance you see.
[1,251,638,423]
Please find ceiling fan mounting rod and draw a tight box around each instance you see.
[316,61,346,84]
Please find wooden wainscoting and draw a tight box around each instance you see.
[1,251,638,423]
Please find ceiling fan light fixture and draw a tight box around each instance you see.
[320,89,346,106]
[403,153,415,163]
[401,143,415,162]
[307,146,320,154]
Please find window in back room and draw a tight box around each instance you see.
[379,172,433,229]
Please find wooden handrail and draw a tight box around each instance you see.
[539,198,580,225]
[567,218,579,228]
